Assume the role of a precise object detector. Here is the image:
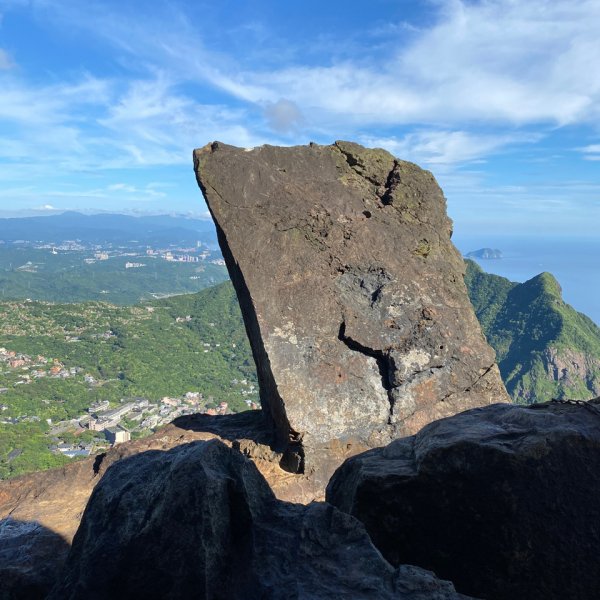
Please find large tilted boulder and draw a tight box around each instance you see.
[50,440,470,600]
[326,400,600,600]
[194,141,508,476]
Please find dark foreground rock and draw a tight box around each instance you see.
[0,412,356,596]
[0,411,326,550]
[194,141,508,477]
[0,518,69,600]
[50,440,470,600]
[327,400,600,600]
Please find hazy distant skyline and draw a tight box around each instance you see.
[0,0,599,237]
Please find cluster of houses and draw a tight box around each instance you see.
[143,246,225,266]
[0,348,83,384]
[48,391,247,458]
[0,348,34,370]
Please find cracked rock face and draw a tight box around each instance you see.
[194,141,508,473]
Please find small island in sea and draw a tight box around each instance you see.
[466,247,503,259]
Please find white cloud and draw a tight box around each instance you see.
[578,144,600,160]
[106,183,166,198]
[361,131,541,166]
[25,0,600,131]
[107,183,136,193]
[238,0,600,130]
[1,0,598,228]
[13,0,600,131]
[0,76,110,124]
[0,71,273,178]
[99,76,272,166]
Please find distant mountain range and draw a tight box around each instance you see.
[0,211,217,246]
[465,259,600,403]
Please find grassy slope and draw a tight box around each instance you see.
[465,260,600,403]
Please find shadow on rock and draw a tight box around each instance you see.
[327,401,600,600]
[50,439,470,600]
[0,517,70,600]
[172,410,274,446]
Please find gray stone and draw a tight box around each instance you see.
[193,140,508,476]
[0,518,69,600]
[327,400,600,600]
[50,440,471,600]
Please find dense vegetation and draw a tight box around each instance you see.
[465,260,600,403]
[0,282,257,479]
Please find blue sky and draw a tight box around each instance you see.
[0,0,599,238]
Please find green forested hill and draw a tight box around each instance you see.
[465,260,600,403]
[4,261,600,480]
[0,282,257,479]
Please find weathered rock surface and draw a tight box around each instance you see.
[194,140,508,474]
[0,518,69,600]
[50,440,470,600]
[0,412,325,548]
[327,400,600,600]
[0,412,367,595]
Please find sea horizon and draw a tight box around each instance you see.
[453,233,600,327]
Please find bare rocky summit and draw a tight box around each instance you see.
[327,400,600,600]
[50,440,471,600]
[0,412,315,546]
[194,140,508,476]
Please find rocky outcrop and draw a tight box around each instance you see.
[327,400,600,600]
[0,412,333,596]
[194,141,508,476]
[0,518,69,600]
[541,346,600,396]
[50,440,470,600]
[0,411,326,547]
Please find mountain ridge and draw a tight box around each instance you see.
[464,260,600,402]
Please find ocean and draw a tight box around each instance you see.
[452,234,600,326]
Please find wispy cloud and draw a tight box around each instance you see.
[360,131,542,166]
[578,144,600,161]
[0,48,13,69]
[1,0,599,231]
[0,71,272,178]
[21,0,600,133]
